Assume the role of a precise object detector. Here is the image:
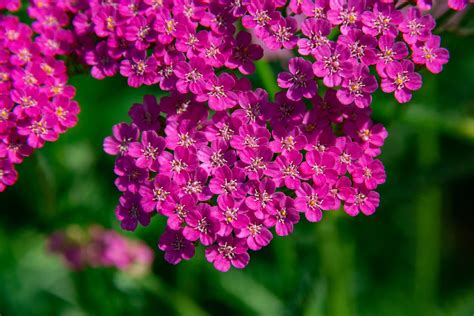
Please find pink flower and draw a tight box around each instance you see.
[265,193,300,236]
[278,57,317,101]
[412,36,449,74]
[295,182,335,222]
[381,60,422,103]
[159,227,195,265]
[350,155,386,190]
[205,236,250,272]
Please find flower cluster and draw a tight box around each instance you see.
[0,11,79,191]
[97,0,470,271]
[244,0,451,104]
[48,225,154,273]
[105,91,387,271]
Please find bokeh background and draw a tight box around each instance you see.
[1,8,474,316]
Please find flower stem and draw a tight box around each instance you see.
[414,130,441,315]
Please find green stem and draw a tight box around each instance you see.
[35,153,57,218]
[414,130,441,315]
[316,214,355,316]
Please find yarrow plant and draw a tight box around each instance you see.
[48,225,154,274]
[0,0,471,271]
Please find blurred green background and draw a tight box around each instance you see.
[1,14,474,316]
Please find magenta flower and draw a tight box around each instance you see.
[350,155,386,190]
[164,119,206,150]
[139,174,177,212]
[158,146,198,176]
[159,227,195,265]
[344,117,388,157]
[216,195,249,237]
[197,140,236,174]
[226,31,263,75]
[125,15,156,51]
[242,0,281,35]
[245,178,276,219]
[264,193,300,236]
[278,57,317,101]
[196,31,231,68]
[238,146,273,180]
[128,130,166,171]
[174,57,214,95]
[103,123,139,156]
[412,36,449,74]
[115,192,151,231]
[361,3,403,37]
[298,18,331,56]
[327,0,364,35]
[300,150,338,186]
[113,156,147,193]
[128,95,161,132]
[17,115,58,148]
[175,167,212,201]
[269,126,307,153]
[399,7,435,45]
[312,43,353,88]
[230,123,270,150]
[92,6,119,38]
[199,73,237,111]
[338,29,378,66]
[205,236,250,272]
[344,186,380,216]
[376,35,409,76]
[263,16,298,50]
[162,194,196,229]
[381,60,422,103]
[330,137,363,174]
[266,151,303,190]
[85,41,119,80]
[183,203,220,246]
[295,182,335,222]
[120,50,158,88]
[0,159,17,192]
[236,212,273,251]
[337,64,378,108]
[209,165,247,198]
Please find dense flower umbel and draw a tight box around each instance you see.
[105,92,388,271]
[0,11,79,191]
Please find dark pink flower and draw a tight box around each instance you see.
[295,182,335,222]
[381,60,422,103]
[313,43,353,88]
[183,203,220,246]
[278,57,317,101]
[159,227,195,264]
[116,192,151,231]
[412,36,449,74]
[265,193,300,236]
[205,236,250,272]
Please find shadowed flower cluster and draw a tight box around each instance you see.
[48,225,154,274]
